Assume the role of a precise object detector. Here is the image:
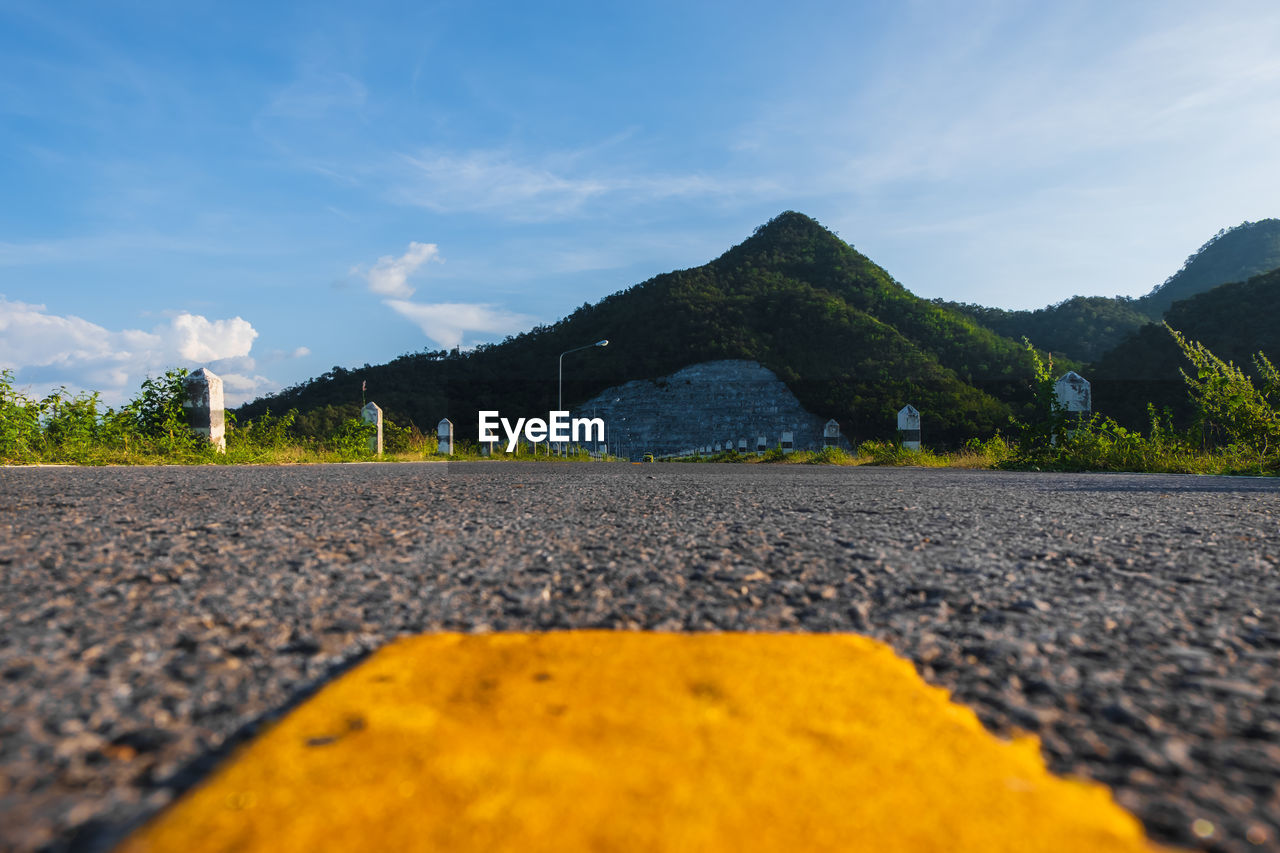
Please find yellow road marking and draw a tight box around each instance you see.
[120,632,1172,852]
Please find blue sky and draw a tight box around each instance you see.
[3,0,1279,405]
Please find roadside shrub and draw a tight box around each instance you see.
[1169,324,1280,455]
[0,370,45,462]
[229,408,300,451]
[326,418,377,458]
[997,327,1280,474]
[115,368,205,456]
[805,446,855,465]
[41,389,104,460]
[384,419,435,454]
[857,440,908,464]
[962,433,1013,466]
[1054,415,1162,472]
[1008,340,1070,462]
[857,439,949,467]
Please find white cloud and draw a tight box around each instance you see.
[217,371,278,402]
[362,241,440,298]
[355,242,533,349]
[392,149,758,222]
[397,151,610,219]
[0,298,149,369]
[162,313,257,362]
[384,300,533,350]
[0,297,271,406]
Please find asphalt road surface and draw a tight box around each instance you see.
[1,462,1278,852]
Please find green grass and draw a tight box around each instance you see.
[9,430,1274,474]
[665,443,957,468]
[655,430,1276,474]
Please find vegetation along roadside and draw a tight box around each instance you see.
[2,327,1277,475]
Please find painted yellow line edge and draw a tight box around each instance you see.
[119,632,1178,853]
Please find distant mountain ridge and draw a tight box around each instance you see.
[239,212,1043,445]
[1139,219,1280,317]
[940,219,1280,363]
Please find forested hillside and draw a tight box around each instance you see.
[940,296,1151,363]
[238,212,1045,445]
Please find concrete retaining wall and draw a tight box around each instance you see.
[572,360,847,458]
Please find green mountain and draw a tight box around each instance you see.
[1090,266,1280,429]
[939,219,1280,363]
[238,212,1043,445]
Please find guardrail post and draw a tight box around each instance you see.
[437,418,454,456]
[823,419,841,448]
[898,406,921,450]
[361,402,383,456]
[1054,372,1091,434]
[183,368,225,452]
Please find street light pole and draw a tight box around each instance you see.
[558,339,609,453]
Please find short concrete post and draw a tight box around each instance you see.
[1054,372,1091,431]
[898,405,921,451]
[757,436,767,455]
[823,419,841,448]
[781,431,794,453]
[183,368,225,452]
[738,438,748,453]
[361,402,383,456]
[437,418,454,456]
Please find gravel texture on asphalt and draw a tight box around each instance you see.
[1,462,1277,853]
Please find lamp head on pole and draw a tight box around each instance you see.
[596,339,609,347]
